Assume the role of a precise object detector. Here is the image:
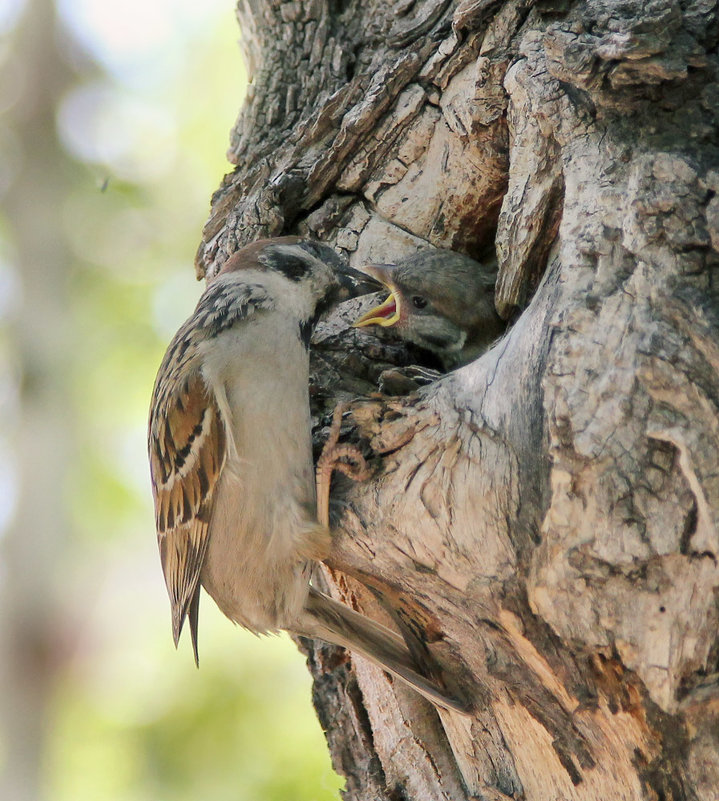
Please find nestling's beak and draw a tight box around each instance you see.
[353,264,401,328]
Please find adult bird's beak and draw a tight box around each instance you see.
[296,240,383,300]
[353,264,401,328]
[334,262,384,301]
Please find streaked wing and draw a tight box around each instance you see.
[148,273,273,662]
[149,371,226,664]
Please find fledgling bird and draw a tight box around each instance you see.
[354,248,505,370]
[148,237,465,712]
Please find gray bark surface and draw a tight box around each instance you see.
[198,1,719,798]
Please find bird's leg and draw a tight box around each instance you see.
[316,402,372,529]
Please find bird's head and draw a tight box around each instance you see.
[353,248,504,365]
[217,237,379,319]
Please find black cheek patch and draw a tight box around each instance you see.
[270,253,310,282]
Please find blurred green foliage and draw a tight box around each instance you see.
[47,623,341,801]
[0,1,343,799]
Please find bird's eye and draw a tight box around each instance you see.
[412,296,428,310]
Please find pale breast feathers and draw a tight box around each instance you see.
[147,277,274,659]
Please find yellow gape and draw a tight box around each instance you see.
[354,290,401,327]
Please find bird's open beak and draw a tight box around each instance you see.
[353,264,401,328]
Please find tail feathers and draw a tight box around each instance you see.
[188,586,201,667]
[299,588,468,714]
[172,584,201,668]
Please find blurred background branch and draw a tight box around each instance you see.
[0,0,342,798]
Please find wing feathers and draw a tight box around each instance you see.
[149,373,226,660]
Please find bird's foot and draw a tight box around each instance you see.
[316,402,372,528]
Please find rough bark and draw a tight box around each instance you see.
[199,1,719,799]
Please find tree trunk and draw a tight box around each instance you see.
[197,1,719,798]
[0,2,75,800]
